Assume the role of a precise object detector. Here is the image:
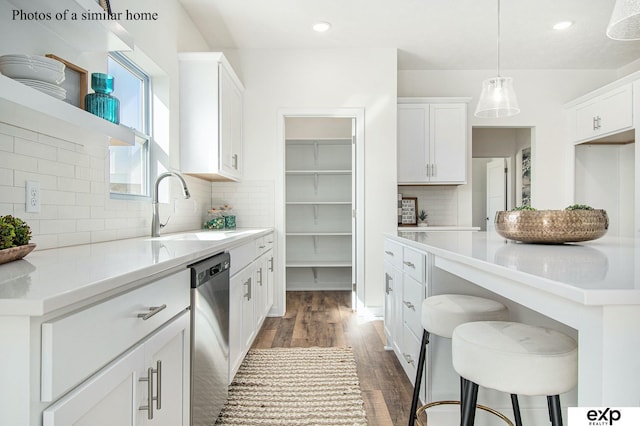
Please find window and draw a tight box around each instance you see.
[107,53,151,197]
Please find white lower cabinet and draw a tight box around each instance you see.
[228,232,276,381]
[42,311,189,426]
[383,237,427,398]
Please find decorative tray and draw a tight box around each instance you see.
[0,243,36,265]
[495,210,608,244]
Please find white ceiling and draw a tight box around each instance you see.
[178,0,640,71]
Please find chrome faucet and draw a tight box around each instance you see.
[152,172,191,237]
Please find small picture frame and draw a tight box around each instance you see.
[45,54,88,110]
[400,197,418,226]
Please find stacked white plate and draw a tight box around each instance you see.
[0,54,67,100]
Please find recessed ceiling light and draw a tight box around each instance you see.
[313,22,331,33]
[553,21,573,30]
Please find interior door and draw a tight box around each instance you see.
[486,158,507,231]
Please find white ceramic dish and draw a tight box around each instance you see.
[0,54,64,70]
[0,62,65,84]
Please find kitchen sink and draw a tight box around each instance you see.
[149,229,260,241]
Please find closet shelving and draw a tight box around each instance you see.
[285,137,353,290]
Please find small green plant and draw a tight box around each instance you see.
[565,204,593,211]
[0,215,32,249]
[418,210,428,222]
[512,205,536,211]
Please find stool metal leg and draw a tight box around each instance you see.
[510,394,523,426]
[409,330,430,426]
[460,380,479,426]
[547,395,563,426]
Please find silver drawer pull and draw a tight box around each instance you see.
[138,304,167,320]
[403,261,415,268]
[403,300,415,311]
[403,353,415,366]
[259,245,266,249]
[384,250,394,256]
[244,277,252,300]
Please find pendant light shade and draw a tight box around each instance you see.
[475,77,520,118]
[475,0,520,118]
[606,0,640,40]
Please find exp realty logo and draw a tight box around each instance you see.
[568,407,640,425]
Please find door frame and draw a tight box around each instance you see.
[276,108,365,315]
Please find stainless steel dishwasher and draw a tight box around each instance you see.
[190,252,230,426]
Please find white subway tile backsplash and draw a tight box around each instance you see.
[15,137,57,159]
[398,186,459,226]
[0,133,13,152]
[0,121,211,249]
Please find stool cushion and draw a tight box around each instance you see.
[452,321,578,396]
[422,294,509,338]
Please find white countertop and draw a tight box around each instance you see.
[390,230,640,306]
[397,226,480,231]
[0,228,271,317]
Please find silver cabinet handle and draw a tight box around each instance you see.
[138,304,167,320]
[403,300,415,310]
[385,273,393,294]
[232,154,238,170]
[384,250,394,256]
[268,256,274,272]
[244,277,252,300]
[426,163,431,177]
[432,163,436,177]
[596,116,602,129]
[403,353,415,366]
[156,360,162,410]
[139,366,155,419]
[257,268,263,286]
[592,116,597,130]
[403,261,415,268]
[259,245,266,249]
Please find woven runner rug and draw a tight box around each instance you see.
[215,347,368,425]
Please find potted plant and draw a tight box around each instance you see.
[418,210,428,227]
[0,215,35,264]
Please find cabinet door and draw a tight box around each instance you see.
[42,313,189,426]
[219,63,243,180]
[398,105,429,183]
[42,346,143,426]
[573,98,601,142]
[383,261,400,348]
[600,84,633,136]
[429,103,467,183]
[254,258,266,327]
[143,312,190,426]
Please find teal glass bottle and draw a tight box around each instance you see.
[84,73,120,124]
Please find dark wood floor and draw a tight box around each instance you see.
[252,291,414,426]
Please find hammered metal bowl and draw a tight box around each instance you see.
[494,210,609,244]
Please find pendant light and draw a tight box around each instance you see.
[475,0,520,118]
[606,0,640,40]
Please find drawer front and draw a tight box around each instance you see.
[230,240,256,276]
[41,270,190,402]
[383,239,403,269]
[403,275,424,339]
[401,324,421,383]
[402,246,425,282]
[255,232,274,256]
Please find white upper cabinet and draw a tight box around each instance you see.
[397,99,469,184]
[569,83,633,143]
[179,52,244,181]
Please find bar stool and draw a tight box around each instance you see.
[452,321,578,426]
[409,294,510,426]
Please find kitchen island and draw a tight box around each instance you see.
[386,230,640,408]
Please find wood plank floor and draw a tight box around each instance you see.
[252,291,415,426]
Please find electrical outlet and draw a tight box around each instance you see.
[26,181,40,213]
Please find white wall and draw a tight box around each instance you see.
[399,69,619,221]
[228,48,397,312]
